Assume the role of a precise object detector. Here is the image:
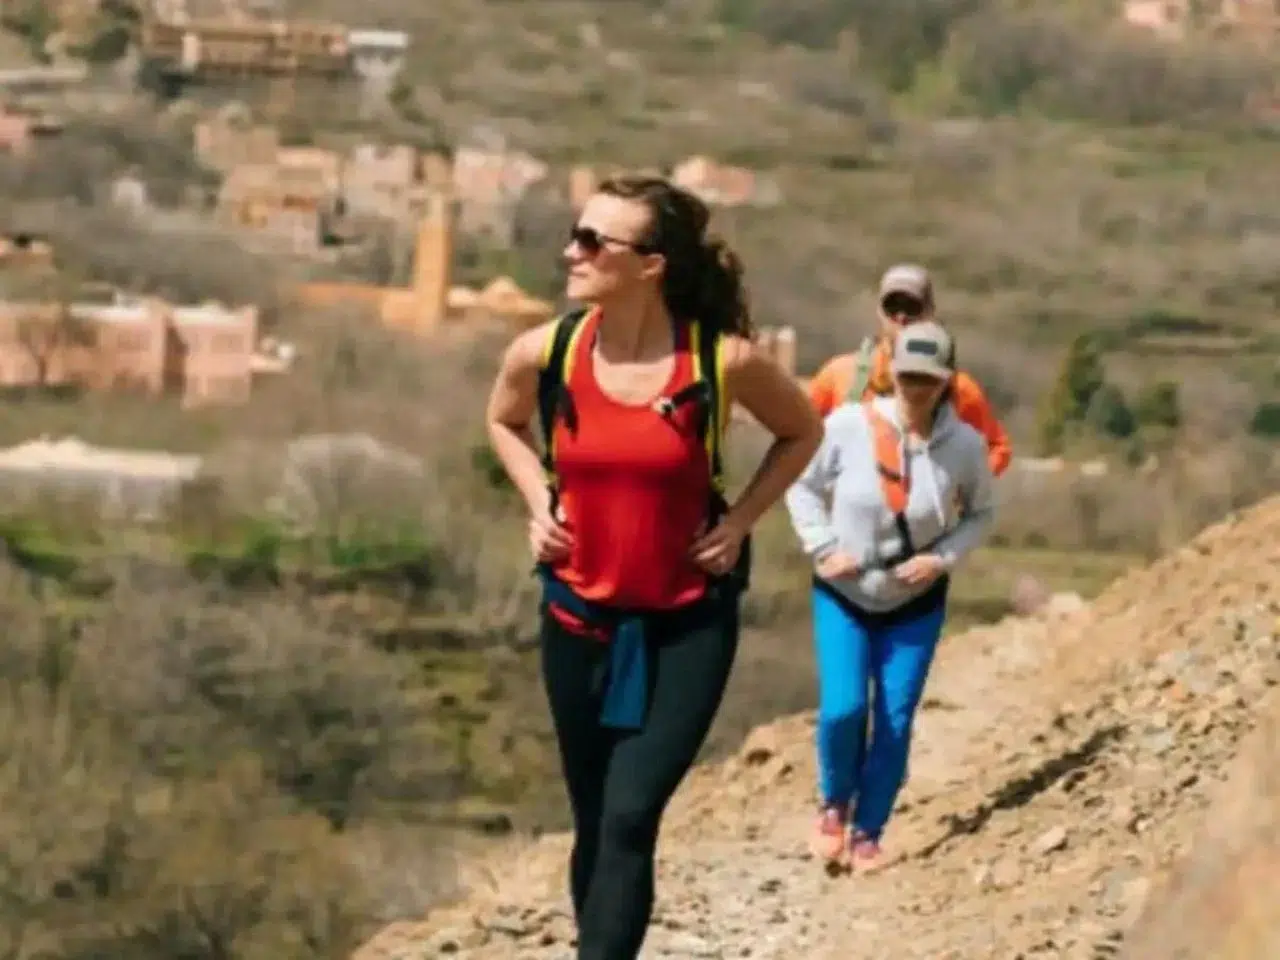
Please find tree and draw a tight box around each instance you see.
[15,302,96,390]
[1036,333,1107,454]
[1086,382,1136,439]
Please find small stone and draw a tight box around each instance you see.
[659,931,718,956]
[1119,876,1152,925]
[991,857,1024,888]
[485,913,531,937]
[427,924,489,951]
[1031,825,1069,856]
[1110,803,1135,829]
[738,726,779,766]
[1047,592,1086,618]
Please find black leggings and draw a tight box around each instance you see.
[540,601,739,960]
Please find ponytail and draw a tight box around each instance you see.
[667,234,753,339]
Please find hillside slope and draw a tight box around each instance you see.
[296,1,1278,392]
[355,494,1278,959]
[1121,690,1279,960]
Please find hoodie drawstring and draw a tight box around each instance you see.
[916,444,949,529]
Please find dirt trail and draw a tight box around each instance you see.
[356,497,1279,959]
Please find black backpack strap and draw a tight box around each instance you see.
[691,322,750,594]
[536,309,589,506]
[655,320,727,505]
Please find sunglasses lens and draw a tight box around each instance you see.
[571,226,602,254]
[883,295,923,318]
[899,373,938,388]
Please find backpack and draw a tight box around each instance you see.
[535,308,750,594]
[847,335,959,404]
[844,336,878,403]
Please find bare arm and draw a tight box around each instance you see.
[485,321,555,518]
[722,336,824,531]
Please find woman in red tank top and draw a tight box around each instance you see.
[486,175,821,960]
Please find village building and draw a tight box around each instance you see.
[0,295,261,406]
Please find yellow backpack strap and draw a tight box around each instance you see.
[687,320,727,495]
[698,323,750,591]
[710,328,728,494]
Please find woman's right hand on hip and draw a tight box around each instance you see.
[815,550,859,581]
[530,505,574,563]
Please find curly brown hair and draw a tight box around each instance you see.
[597,174,754,339]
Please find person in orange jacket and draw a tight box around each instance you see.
[808,264,1012,476]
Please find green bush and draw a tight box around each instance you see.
[1087,383,1137,440]
[1134,380,1181,430]
[1248,401,1280,438]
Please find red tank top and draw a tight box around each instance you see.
[549,311,713,610]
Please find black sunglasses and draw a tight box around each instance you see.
[881,293,926,319]
[897,371,945,389]
[569,224,654,256]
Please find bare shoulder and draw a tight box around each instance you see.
[503,319,558,372]
[719,333,771,375]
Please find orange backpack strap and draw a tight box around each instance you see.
[866,403,909,514]
[866,402,918,563]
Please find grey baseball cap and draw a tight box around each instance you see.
[878,264,934,305]
[892,321,954,380]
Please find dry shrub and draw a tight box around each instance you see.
[994,438,1280,555]
[0,199,284,313]
[0,558,458,956]
[0,692,371,959]
[0,110,208,208]
[944,9,1269,128]
[207,307,539,634]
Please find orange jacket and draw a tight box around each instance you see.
[807,345,1013,477]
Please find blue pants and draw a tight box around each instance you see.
[812,581,946,840]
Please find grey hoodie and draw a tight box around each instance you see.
[784,395,995,613]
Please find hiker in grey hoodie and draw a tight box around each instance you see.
[784,320,995,869]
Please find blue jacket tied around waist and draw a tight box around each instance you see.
[539,569,650,730]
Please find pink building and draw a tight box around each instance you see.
[1122,0,1188,38]
[343,142,419,219]
[669,155,780,207]
[0,297,258,406]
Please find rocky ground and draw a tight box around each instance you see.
[1121,689,1279,960]
[354,496,1279,959]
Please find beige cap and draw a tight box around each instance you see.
[892,321,954,380]
[878,264,934,305]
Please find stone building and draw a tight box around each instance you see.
[0,296,259,406]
